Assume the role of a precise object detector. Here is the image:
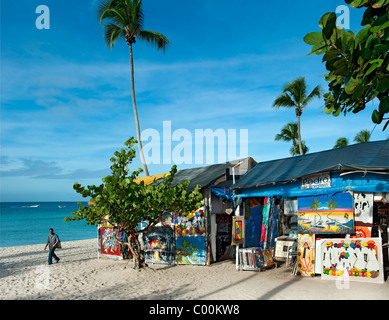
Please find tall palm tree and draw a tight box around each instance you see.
[98,0,170,176]
[273,77,321,155]
[333,137,349,149]
[354,129,371,143]
[292,141,309,156]
[275,122,299,156]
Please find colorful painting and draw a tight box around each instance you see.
[262,249,275,266]
[297,234,315,277]
[161,212,173,227]
[298,192,354,234]
[99,226,122,259]
[175,236,206,265]
[174,208,206,237]
[143,227,175,265]
[320,238,384,283]
[232,216,245,245]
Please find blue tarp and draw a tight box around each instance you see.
[210,187,234,202]
[236,171,389,199]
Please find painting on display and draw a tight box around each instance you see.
[274,238,296,261]
[143,227,175,265]
[239,248,265,270]
[262,249,275,267]
[98,226,122,259]
[298,192,354,234]
[175,236,206,265]
[297,234,315,277]
[174,208,206,237]
[352,192,373,238]
[321,238,384,283]
[231,216,245,245]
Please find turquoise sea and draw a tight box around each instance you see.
[0,202,97,247]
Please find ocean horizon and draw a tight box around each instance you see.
[0,201,97,247]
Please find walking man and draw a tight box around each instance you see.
[44,228,60,265]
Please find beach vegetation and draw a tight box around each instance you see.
[65,138,203,269]
[304,0,389,130]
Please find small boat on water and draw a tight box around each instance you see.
[58,205,67,208]
[29,205,40,208]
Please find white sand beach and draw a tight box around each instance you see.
[1,239,388,300]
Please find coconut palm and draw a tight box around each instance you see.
[292,141,309,156]
[354,129,371,143]
[273,77,321,155]
[98,0,170,176]
[333,137,349,149]
[275,122,299,156]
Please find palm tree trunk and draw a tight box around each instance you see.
[297,114,303,155]
[129,43,150,176]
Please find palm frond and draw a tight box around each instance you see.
[104,23,126,49]
[272,93,296,109]
[304,84,322,105]
[139,30,170,52]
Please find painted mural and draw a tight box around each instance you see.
[175,236,206,265]
[143,227,175,265]
[174,209,206,237]
[320,238,384,283]
[298,192,354,234]
[297,234,315,277]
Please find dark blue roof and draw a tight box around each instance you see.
[232,140,389,189]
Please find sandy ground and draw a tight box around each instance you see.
[1,238,388,300]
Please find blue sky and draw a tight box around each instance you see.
[1,0,387,202]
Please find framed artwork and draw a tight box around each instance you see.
[298,192,354,234]
[232,216,245,245]
[143,227,175,265]
[262,249,275,267]
[297,234,315,277]
[321,237,384,283]
[175,236,206,265]
[98,226,122,259]
[352,192,373,238]
[274,237,296,261]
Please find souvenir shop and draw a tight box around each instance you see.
[231,140,389,283]
[97,157,258,266]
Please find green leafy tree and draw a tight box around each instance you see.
[354,129,371,142]
[333,137,349,148]
[98,0,170,176]
[304,1,389,130]
[273,77,322,155]
[65,138,203,269]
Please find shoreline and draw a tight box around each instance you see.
[1,238,388,300]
